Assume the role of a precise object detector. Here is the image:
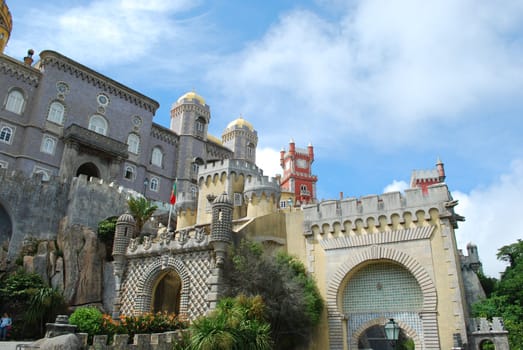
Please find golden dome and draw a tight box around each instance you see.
[0,0,13,53]
[226,116,254,132]
[177,91,205,105]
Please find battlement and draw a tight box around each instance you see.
[198,158,264,180]
[469,317,507,334]
[244,174,280,197]
[303,184,457,234]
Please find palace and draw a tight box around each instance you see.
[0,2,508,349]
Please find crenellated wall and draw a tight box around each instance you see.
[302,184,454,235]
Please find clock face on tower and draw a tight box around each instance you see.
[296,159,307,168]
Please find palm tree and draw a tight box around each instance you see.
[127,196,158,235]
[189,295,272,350]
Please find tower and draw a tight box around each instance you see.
[112,213,135,318]
[410,157,446,194]
[170,91,210,219]
[0,0,13,53]
[222,116,258,164]
[279,139,317,206]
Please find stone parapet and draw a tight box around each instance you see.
[244,174,280,200]
[198,159,263,180]
[302,184,458,234]
[82,331,186,350]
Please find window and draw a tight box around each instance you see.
[124,166,135,180]
[0,126,13,143]
[191,186,197,199]
[33,167,51,181]
[127,133,140,154]
[247,143,255,157]
[150,177,159,192]
[47,101,65,125]
[0,160,7,169]
[151,147,163,167]
[5,90,25,114]
[192,163,199,175]
[280,200,287,208]
[233,193,242,206]
[41,135,57,155]
[195,116,205,136]
[88,114,108,135]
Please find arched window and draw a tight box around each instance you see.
[247,143,255,157]
[0,126,13,143]
[191,186,197,199]
[47,101,65,125]
[124,166,135,180]
[127,133,140,154]
[5,90,25,114]
[150,177,159,192]
[151,147,163,167]
[195,116,205,136]
[33,168,50,181]
[41,135,56,154]
[300,184,308,194]
[88,114,108,135]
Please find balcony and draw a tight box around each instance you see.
[64,124,128,158]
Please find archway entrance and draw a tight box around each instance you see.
[343,261,423,348]
[358,325,413,349]
[76,162,100,180]
[152,270,182,314]
[0,203,12,247]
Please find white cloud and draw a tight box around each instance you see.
[207,0,523,150]
[256,147,282,178]
[7,0,207,67]
[453,159,523,278]
[383,180,408,194]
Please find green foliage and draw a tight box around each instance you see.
[97,216,118,260]
[127,197,158,234]
[189,295,272,350]
[472,239,523,349]
[477,271,497,298]
[98,216,118,244]
[69,307,104,338]
[70,311,187,344]
[225,240,323,350]
[0,269,63,339]
[26,287,66,335]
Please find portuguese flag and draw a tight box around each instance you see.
[170,182,177,205]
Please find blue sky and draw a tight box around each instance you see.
[5,0,523,277]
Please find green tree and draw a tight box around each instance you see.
[97,216,118,259]
[25,287,66,336]
[0,269,65,339]
[225,240,323,349]
[127,196,157,235]
[189,295,272,350]
[473,239,523,349]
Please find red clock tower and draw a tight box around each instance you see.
[279,139,318,206]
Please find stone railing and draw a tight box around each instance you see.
[82,331,187,350]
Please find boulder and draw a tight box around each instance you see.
[31,333,81,350]
[57,220,105,306]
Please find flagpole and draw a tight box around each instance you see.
[167,203,173,232]
[167,179,177,232]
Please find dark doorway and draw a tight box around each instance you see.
[76,162,100,180]
[153,270,182,315]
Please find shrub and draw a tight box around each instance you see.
[69,307,103,338]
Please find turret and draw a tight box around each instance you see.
[436,157,446,182]
[112,212,135,319]
[222,116,258,164]
[207,192,233,310]
[308,142,314,163]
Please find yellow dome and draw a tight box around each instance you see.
[177,91,205,105]
[226,116,254,132]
